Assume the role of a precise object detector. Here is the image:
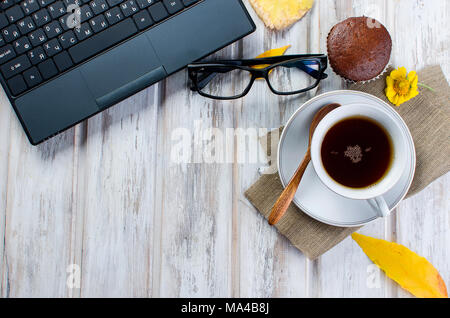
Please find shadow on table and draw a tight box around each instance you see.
[34,126,79,160]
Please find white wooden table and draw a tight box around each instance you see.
[0,0,448,297]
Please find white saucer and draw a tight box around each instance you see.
[277,90,416,227]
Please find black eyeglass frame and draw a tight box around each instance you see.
[187,54,328,100]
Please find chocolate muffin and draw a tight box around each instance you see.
[327,17,392,82]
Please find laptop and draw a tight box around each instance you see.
[0,0,255,144]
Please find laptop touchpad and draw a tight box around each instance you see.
[79,33,167,109]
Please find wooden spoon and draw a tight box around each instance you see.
[268,103,341,225]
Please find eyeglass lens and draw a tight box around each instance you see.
[196,68,252,99]
[267,59,320,93]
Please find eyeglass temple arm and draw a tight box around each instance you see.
[191,68,234,90]
[286,61,328,80]
[220,55,327,65]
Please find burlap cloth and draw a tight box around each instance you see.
[244,65,450,259]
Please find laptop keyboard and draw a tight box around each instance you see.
[0,0,199,96]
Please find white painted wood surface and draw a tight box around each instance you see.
[0,0,448,297]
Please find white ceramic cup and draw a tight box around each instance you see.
[310,103,408,217]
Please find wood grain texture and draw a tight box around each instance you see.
[0,0,448,297]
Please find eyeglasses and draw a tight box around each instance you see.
[187,54,328,100]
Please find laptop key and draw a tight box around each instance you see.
[1,54,31,79]
[74,22,93,40]
[63,0,81,6]
[105,7,123,25]
[136,0,152,9]
[106,0,122,6]
[28,28,47,46]
[28,46,46,64]
[53,50,72,71]
[38,0,55,6]
[23,65,42,87]
[90,0,109,15]
[61,12,84,30]
[162,0,183,15]
[2,24,21,42]
[13,36,32,54]
[80,5,94,22]
[37,58,57,79]
[58,29,77,48]
[58,14,70,31]
[89,14,108,33]
[0,0,15,10]
[132,10,152,30]
[0,13,9,29]
[32,8,52,27]
[5,5,25,23]
[7,74,27,95]
[0,44,16,64]
[148,2,168,22]
[44,21,63,38]
[48,1,67,19]
[17,16,36,34]
[21,0,40,15]
[120,0,139,17]
[69,17,137,63]
[43,38,62,56]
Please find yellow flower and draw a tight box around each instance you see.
[385,67,419,106]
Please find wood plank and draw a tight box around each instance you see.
[0,89,12,297]
[66,123,88,298]
[0,114,77,297]
[396,177,450,298]
[78,88,159,297]
[386,0,450,297]
[154,45,236,297]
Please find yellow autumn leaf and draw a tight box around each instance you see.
[352,233,448,298]
[255,45,291,59]
[252,45,291,79]
[250,0,315,30]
